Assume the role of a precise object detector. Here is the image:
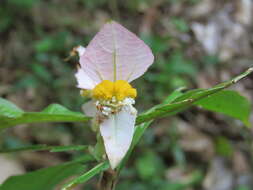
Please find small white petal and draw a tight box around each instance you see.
[76,46,86,57]
[122,98,135,105]
[82,100,97,117]
[100,105,137,169]
[103,107,111,111]
[75,68,97,90]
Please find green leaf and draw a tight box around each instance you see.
[41,104,80,115]
[0,161,85,190]
[50,145,88,153]
[0,100,91,129]
[62,162,109,190]
[0,144,87,153]
[163,87,184,104]
[195,90,251,127]
[0,98,24,118]
[136,68,253,125]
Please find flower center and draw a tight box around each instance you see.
[92,80,137,101]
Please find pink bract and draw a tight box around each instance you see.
[79,21,154,86]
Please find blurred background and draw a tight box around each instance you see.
[0,0,253,189]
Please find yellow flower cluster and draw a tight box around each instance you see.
[92,80,137,101]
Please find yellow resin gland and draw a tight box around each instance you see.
[92,80,137,101]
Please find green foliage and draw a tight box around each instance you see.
[163,88,184,104]
[62,162,109,190]
[136,68,253,125]
[2,0,252,189]
[0,144,87,153]
[2,68,251,130]
[118,67,252,175]
[195,90,251,127]
[0,161,85,190]
[0,68,252,189]
[0,99,90,129]
[0,98,23,118]
[50,145,87,152]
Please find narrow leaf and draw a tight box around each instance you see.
[0,144,87,153]
[0,100,91,130]
[163,87,184,104]
[62,162,109,190]
[50,145,88,153]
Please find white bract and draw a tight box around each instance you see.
[75,21,154,169]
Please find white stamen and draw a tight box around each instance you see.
[123,98,135,105]
[96,97,136,117]
[112,96,116,103]
[103,106,112,111]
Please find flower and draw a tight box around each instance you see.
[75,21,154,169]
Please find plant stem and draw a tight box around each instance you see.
[99,169,118,190]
